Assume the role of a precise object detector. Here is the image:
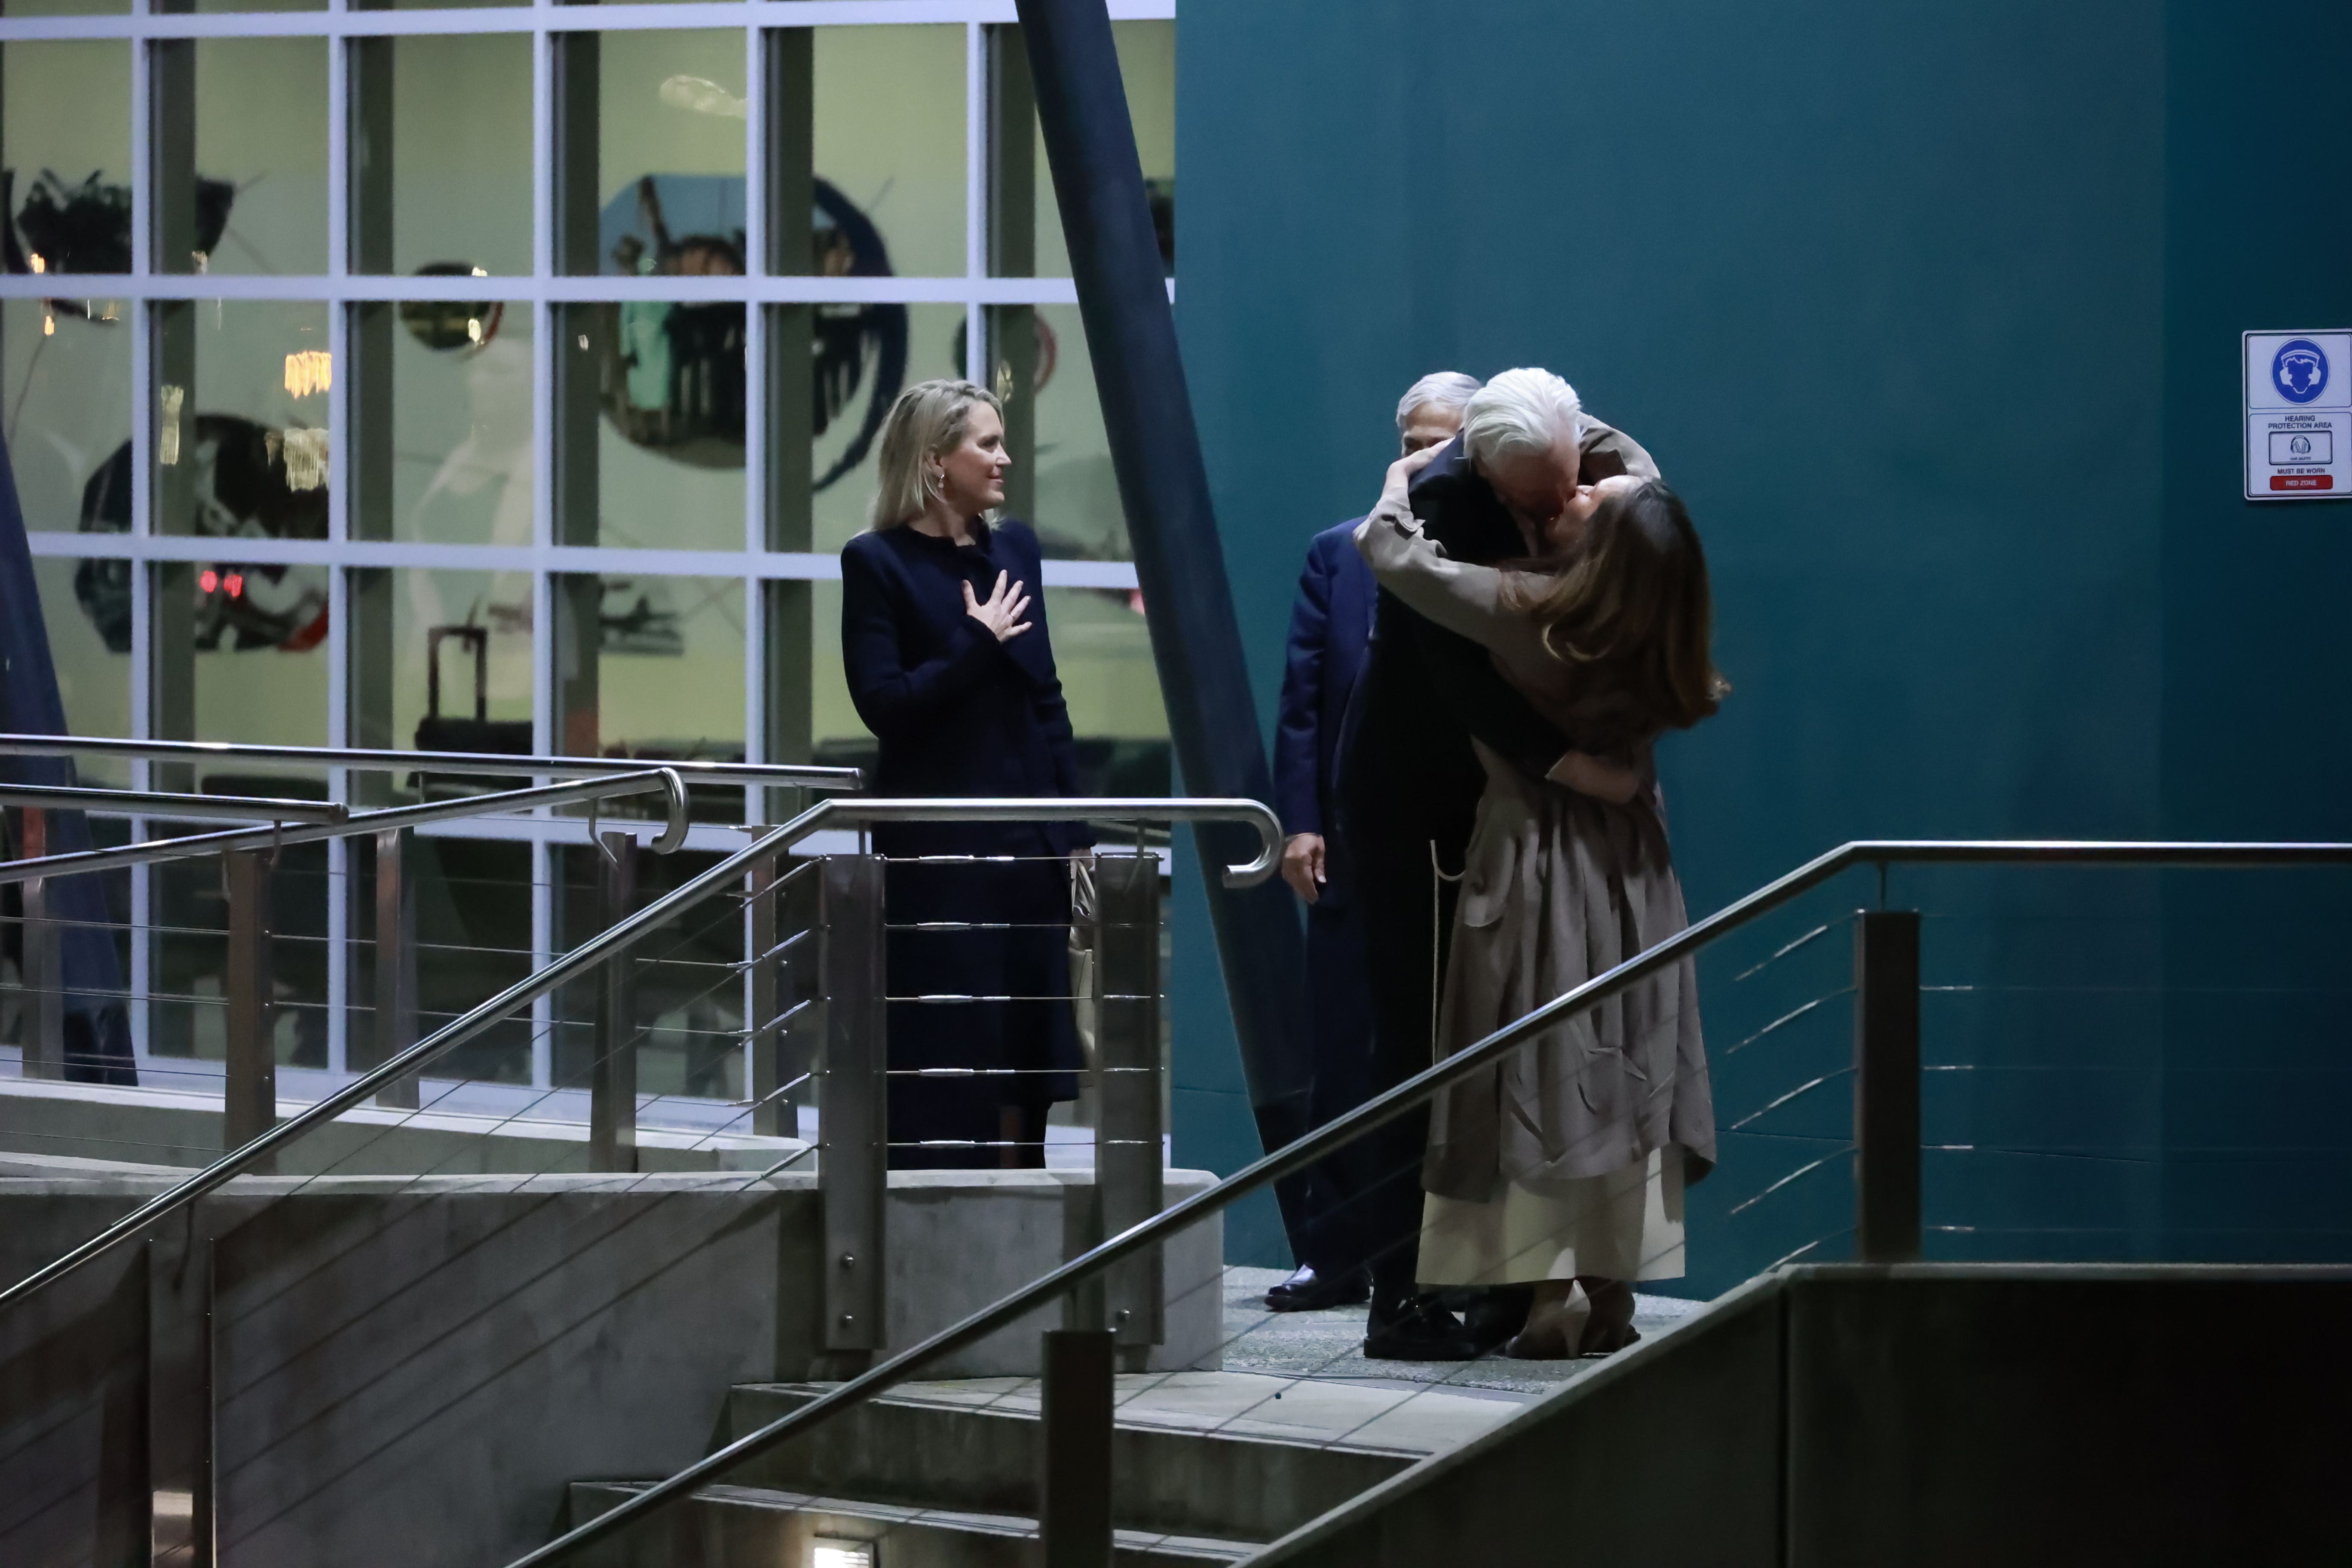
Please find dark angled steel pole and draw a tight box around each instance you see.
[1014,0,1315,1203]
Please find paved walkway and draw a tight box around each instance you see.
[881,1269,1707,1460]
[1216,1265,1705,1399]
[879,1369,1520,1457]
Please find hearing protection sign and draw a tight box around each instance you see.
[2245,331,2349,500]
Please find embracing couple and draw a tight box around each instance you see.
[1332,369,1727,1361]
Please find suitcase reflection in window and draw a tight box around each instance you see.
[415,624,532,757]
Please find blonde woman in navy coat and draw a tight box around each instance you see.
[839,379,1089,1168]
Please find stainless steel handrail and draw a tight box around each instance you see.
[0,732,863,791]
[0,769,694,885]
[506,836,2352,1568]
[826,796,1283,885]
[0,794,1278,1317]
[0,782,351,826]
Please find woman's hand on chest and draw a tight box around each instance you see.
[962,569,1034,644]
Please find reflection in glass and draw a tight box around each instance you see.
[178,40,330,275]
[1025,21,1173,279]
[3,40,131,274]
[356,836,534,1085]
[1041,585,1168,790]
[33,557,132,785]
[0,0,129,17]
[150,848,331,1069]
[554,573,745,762]
[149,300,332,747]
[354,34,533,277]
[354,299,532,545]
[594,31,747,277]
[348,568,534,761]
[157,555,331,747]
[156,299,333,536]
[4,297,130,533]
[559,300,746,550]
[810,583,1167,790]
[552,845,745,1100]
[811,25,967,279]
[994,302,1127,562]
[808,302,965,554]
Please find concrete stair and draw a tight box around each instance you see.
[564,1371,1524,1566]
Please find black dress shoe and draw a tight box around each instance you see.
[1362,1289,1480,1362]
[1462,1284,1534,1355]
[1264,1265,1372,1313]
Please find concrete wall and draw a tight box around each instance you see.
[1248,1264,2352,1568]
[0,1165,1221,1568]
[1167,0,2352,1276]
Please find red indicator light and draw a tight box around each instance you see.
[225,572,245,597]
[199,569,218,594]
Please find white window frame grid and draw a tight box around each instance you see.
[4,0,1167,1092]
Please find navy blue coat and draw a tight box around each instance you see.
[839,517,1088,1153]
[1273,518,1378,851]
[1274,522,1380,1261]
[839,517,1090,857]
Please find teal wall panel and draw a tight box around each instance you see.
[2156,5,2352,1260]
[1168,0,2351,1284]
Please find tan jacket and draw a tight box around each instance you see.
[1356,459,1717,1196]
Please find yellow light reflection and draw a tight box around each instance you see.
[284,350,333,399]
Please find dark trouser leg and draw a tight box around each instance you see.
[1327,841,1452,1297]
[1290,900,1374,1272]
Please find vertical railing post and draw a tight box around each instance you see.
[147,1225,213,1568]
[747,836,785,1137]
[18,807,65,1080]
[370,826,420,1109]
[1092,848,1164,1360]
[1039,1327,1115,1568]
[818,852,885,1359]
[1854,909,1922,1263]
[222,849,276,1164]
[588,831,640,1173]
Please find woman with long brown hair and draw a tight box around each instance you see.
[1356,464,1726,1358]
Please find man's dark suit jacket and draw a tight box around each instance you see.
[1273,517,1378,903]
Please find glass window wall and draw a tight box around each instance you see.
[11,3,1177,1095]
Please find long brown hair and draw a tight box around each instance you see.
[1498,479,1727,731]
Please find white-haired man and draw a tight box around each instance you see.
[1333,368,1659,1360]
[1263,371,1481,1313]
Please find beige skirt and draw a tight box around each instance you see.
[1416,1147,1686,1286]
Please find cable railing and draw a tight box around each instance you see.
[4,825,2344,1566]
[504,837,2352,1568]
[0,791,1282,1316]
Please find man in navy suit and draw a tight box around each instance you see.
[1262,372,1482,1312]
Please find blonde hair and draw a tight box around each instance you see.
[868,378,1005,530]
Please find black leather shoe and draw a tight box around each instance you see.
[1264,1265,1372,1313]
[1362,1289,1480,1361]
[1462,1285,1534,1355]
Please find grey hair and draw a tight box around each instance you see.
[869,378,1005,530]
[1394,371,1483,433]
[1461,368,1581,471]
